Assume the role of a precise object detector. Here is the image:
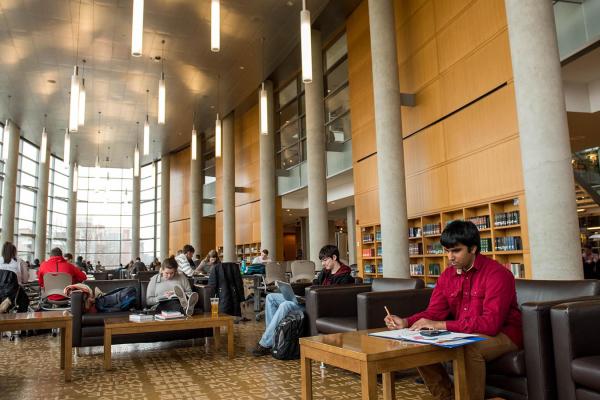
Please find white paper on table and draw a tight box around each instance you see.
[369,328,479,345]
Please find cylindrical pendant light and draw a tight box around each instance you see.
[211,0,220,52]
[78,78,86,127]
[64,129,70,167]
[2,120,10,161]
[40,126,48,164]
[69,66,80,132]
[215,114,222,158]
[131,0,144,57]
[191,125,197,161]
[134,144,140,177]
[260,82,268,135]
[143,116,150,155]
[73,163,78,192]
[300,1,312,83]
[158,72,165,124]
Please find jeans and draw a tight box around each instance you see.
[259,293,304,348]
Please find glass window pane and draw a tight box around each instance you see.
[325,33,347,70]
[325,59,349,94]
[279,120,301,150]
[18,203,34,221]
[278,99,298,128]
[19,188,35,205]
[277,144,301,169]
[325,86,350,123]
[278,80,298,108]
[20,173,36,187]
[326,113,352,143]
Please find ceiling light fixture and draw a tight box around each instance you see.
[95,112,102,192]
[211,0,220,52]
[158,40,166,124]
[64,129,71,168]
[131,0,144,56]
[300,0,312,83]
[259,37,268,135]
[40,114,48,164]
[144,89,150,155]
[215,74,221,158]
[2,119,10,161]
[134,121,140,177]
[69,0,83,132]
[191,111,197,161]
[78,59,86,127]
[73,163,78,192]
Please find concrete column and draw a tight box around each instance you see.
[222,113,236,262]
[347,205,356,266]
[305,30,329,267]
[1,120,19,244]
[34,146,51,261]
[66,161,77,255]
[259,81,277,257]
[368,0,410,278]
[190,130,204,255]
[300,216,309,260]
[132,172,140,259]
[160,154,170,260]
[505,0,582,279]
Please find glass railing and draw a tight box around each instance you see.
[554,1,600,60]
[203,181,216,216]
[572,147,600,203]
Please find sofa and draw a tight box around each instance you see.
[305,278,425,336]
[551,299,600,400]
[71,279,214,348]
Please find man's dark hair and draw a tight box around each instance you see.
[440,220,480,254]
[262,249,269,256]
[318,245,340,261]
[135,257,141,261]
[77,255,83,261]
[183,244,195,254]
[1,242,16,264]
[50,247,63,257]
[64,253,73,260]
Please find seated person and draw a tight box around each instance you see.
[384,221,522,400]
[0,241,30,311]
[195,249,221,275]
[252,249,272,265]
[175,244,196,277]
[251,244,353,356]
[95,261,105,272]
[146,256,198,316]
[38,247,88,301]
[131,257,147,274]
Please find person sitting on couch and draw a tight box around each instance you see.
[146,256,198,316]
[251,244,353,356]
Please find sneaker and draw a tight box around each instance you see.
[0,297,11,313]
[173,285,188,311]
[186,292,198,317]
[251,343,271,357]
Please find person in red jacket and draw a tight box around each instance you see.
[38,247,87,301]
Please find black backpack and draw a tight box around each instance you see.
[0,269,19,304]
[95,286,137,313]
[271,310,305,360]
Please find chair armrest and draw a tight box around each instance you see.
[70,290,84,347]
[305,284,372,336]
[193,285,214,313]
[357,288,433,330]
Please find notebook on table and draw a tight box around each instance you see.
[276,281,305,305]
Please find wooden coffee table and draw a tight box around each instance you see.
[103,313,234,370]
[300,329,470,400]
[0,311,73,382]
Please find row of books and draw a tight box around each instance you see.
[409,263,441,276]
[423,223,441,236]
[480,238,493,253]
[495,236,522,251]
[409,242,423,255]
[362,233,374,243]
[504,263,525,278]
[494,211,520,227]
[376,246,382,257]
[408,227,422,238]
[362,248,376,257]
[467,215,490,230]
[375,231,382,241]
[364,263,383,274]
[427,242,444,255]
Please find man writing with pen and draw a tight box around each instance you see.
[384,220,522,400]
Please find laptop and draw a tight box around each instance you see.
[276,281,305,305]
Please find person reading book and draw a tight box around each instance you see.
[251,244,353,357]
[146,256,198,316]
[384,220,522,400]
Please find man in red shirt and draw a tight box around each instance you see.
[38,247,87,301]
[385,220,522,400]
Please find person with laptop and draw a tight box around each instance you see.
[251,244,353,356]
[384,221,522,400]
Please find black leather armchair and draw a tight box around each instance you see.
[485,279,600,400]
[551,299,600,400]
[305,278,425,336]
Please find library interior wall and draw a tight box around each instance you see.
[348,0,528,262]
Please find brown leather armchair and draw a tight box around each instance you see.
[305,278,425,336]
[551,299,600,400]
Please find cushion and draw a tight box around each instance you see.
[372,278,424,292]
[572,356,600,392]
[487,350,526,376]
[316,317,358,334]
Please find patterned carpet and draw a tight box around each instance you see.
[0,312,432,400]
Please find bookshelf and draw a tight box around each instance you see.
[357,195,530,285]
[358,224,382,283]
[235,242,262,263]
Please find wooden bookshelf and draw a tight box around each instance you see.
[357,224,382,282]
[235,242,261,264]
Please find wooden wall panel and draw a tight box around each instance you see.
[432,0,473,31]
[403,123,445,175]
[201,217,216,256]
[399,39,439,93]
[355,189,380,226]
[396,1,435,64]
[354,155,379,194]
[169,219,190,256]
[215,211,223,249]
[394,0,429,29]
[401,78,443,136]
[169,147,191,222]
[405,166,449,215]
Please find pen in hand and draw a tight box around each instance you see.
[384,306,396,329]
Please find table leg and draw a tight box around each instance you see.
[213,326,221,350]
[300,350,312,400]
[227,321,234,359]
[360,362,378,400]
[63,320,72,382]
[103,327,112,371]
[254,277,261,313]
[453,347,470,400]
[60,326,65,369]
[382,372,396,400]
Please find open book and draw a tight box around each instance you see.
[369,329,486,348]
[156,294,178,302]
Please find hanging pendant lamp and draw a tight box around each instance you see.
[134,144,140,177]
[69,66,80,132]
[64,129,71,167]
[215,114,222,158]
[73,163,78,192]
[191,124,197,161]
[300,0,312,83]
[260,83,268,135]
[211,0,220,52]
[131,0,144,56]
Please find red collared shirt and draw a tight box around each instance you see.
[406,254,522,348]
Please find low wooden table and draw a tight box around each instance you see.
[103,313,234,370]
[300,330,470,400]
[0,311,73,382]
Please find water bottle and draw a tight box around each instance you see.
[241,260,247,274]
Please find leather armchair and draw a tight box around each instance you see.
[551,299,600,400]
[305,278,425,336]
[357,287,432,330]
[485,279,600,400]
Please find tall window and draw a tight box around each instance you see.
[47,155,69,257]
[0,123,4,229]
[140,162,157,264]
[15,140,39,261]
[324,33,350,145]
[275,76,306,169]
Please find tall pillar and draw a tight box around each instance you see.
[160,154,170,260]
[505,0,581,279]
[67,161,77,255]
[190,131,204,255]
[300,216,309,260]
[347,206,356,266]
[1,120,19,244]
[368,0,410,278]
[259,81,277,257]
[35,146,51,261]
[305,30,329,267]
[222,113,236,262]
[132,172,140,259]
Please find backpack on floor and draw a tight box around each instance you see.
[271,310,305,360]
[95,286,137,313]
[0,269,19,305]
